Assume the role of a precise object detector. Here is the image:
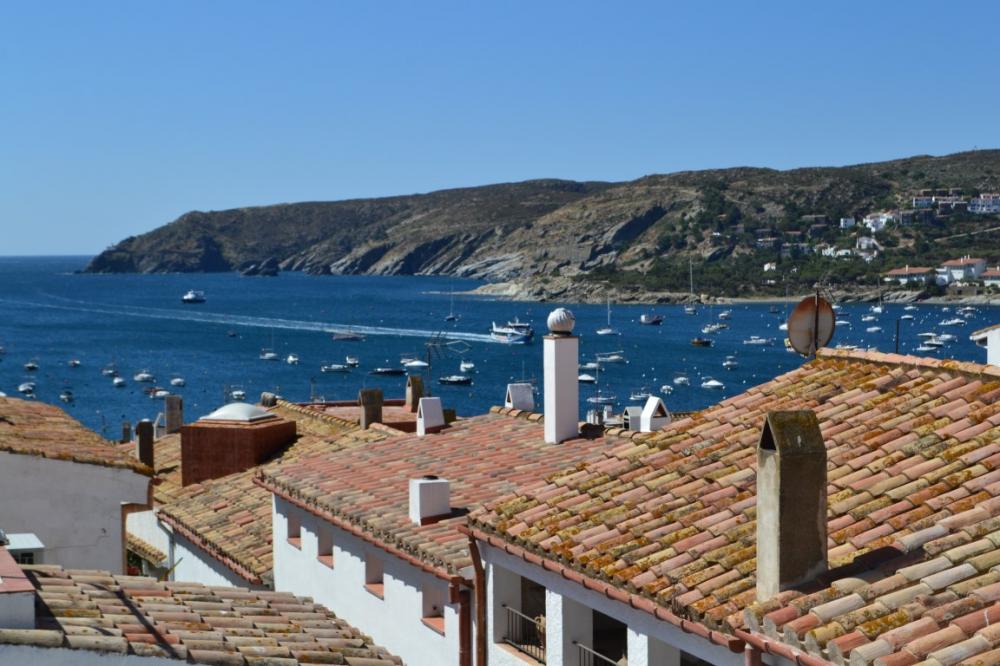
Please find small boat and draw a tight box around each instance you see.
[690,337,713,347]
[778,322,788,331]
[68,359,81,368]
[170,376,186,387]
[345,356,360,368]
[586,392,617,405]
[17,382,35,395]
[404,359,429,369]
[151,389,170,399]
[742,336,773,346]
[866,326,882,333]
[321,363,350,373]
[286,353,300,365]
[459,360,475,372]
[900,314,914,321]
[917,332,937,338]
[835,319,851,327]
[629,388,652,402]
[658,385,674,394]
[227,330,238,338]
[490,318,534,344]
[370,367,406,376]
[112,377,126,387]
[332,329,366,342]
[579,361,600,371]
[768,305,780,314]
[596,351,626,363]
[940,318,966,327]
[870,305,884,314]
[439,374,472,386]
[904,305,918,311]
[24,360,38,371]
[578,373,597,384]
[916,345,936,352]
[181,289,206,304]
[722,356,739,370]
[596,297,619,336]
[861,314,877,322]
[702,323,726,334]
[102,364,118,377]
[134,370,155,382]
[673,375,690,386]
[718,310,732,320]
[259,348,279,361]
[230,389,246,401]
[683,305,697,315]
[785,338,797,353]
[924,338,945,348]
[937,333,957,342]
[640,313,664,326]
[701,378,724,390]
[445,284,460,322]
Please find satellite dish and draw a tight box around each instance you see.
[787,294,835,356]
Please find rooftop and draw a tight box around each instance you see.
[295,400,421,432]
[885,266,933,275]
[942,257,986,267]
[468,348,1000,661]
[257,408,633,579]
[199,402,274,423]
[0,561,400,665]
[0,397,151,475]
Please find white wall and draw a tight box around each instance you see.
[126,510,170,566]
[482,543,744,666]
[0,452,149,573]
[167,531,262,590]
[272,496,463,666]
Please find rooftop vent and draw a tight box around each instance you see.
[416,397,445,436]
[640,396,671,433]
[505,383,535,412]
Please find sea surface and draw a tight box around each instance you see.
[0,256,994,437]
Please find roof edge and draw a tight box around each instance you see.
[157,510,263,585]
[817,347,1000,378]
[0,444,154,477]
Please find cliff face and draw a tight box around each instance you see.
[85,151,1000,283]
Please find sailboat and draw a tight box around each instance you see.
[596,296,619,335]
[870,279,884,314]
[684,257,697,315]
[445,284,459,322]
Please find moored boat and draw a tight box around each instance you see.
[490,318,534,344]
[181,290,206,304]
[439,374,472,386]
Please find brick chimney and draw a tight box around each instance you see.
[165,395,183,434]
[135,420,154,469]
[359,388,383,429]
[543,308,578,444]
[756,411,827,601]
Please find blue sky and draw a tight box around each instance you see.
[2,1,999,255]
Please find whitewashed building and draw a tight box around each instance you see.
[883,265,934,285]
[940,256,987,282]
[969,193,1000,214]
[839,216,856,229]
[862,211,895,232]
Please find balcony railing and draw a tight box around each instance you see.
[574,641,621,666]
[502,604,546,663]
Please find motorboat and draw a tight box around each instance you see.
[690,337,713,347]
[133,370,155,382]
[742,336,773,346]
[151,389,170,399]
[658,385,674,394]
[673,375,690,386]
[900,314,914,321]
[170,376,186,387]
[835,319,851,327]
[227,330,238,338]
[586,392,617,405]
[331,329,366,342]
[937,333,957,342]
[917,332,937,338]
[722,356,739,370]
[924,338,945,348]
[629,388,651,402]
[596,351,626,363]
[778,322,788,331]
[370,367,406,376]
[701,323,726,334]
[24,360,38,371]
[345,356,360,368]
[904,305,918,311]
[439,374,473,386]
[640,313,664,325]
[866,326,882,333]
[718,310,732,320]
[102,364,118,377]
[17,382,35,395]
[181,290,206,304]
[596,297,619,336]
[769,305,780,314]
[68,359,81,368]
[916,345,937,352]
[940,318,966,327]
[321,364,350,373]
[404,359,429,369]
[259,348,279,361]
[579,361,600,371]
[861,314,877,322]
[112,377,126,387]
[286,354,300,365]
[578,373,597,384]
[459,360,475,372]
[230,389,246,401]
[683,305,697,315]
[490,318,534,344]
[701,378,724,389]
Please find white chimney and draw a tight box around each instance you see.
[416,397,445,436]
[505,383,535,411]
[543,308,578,444]
[640,396,672,433]
[409,476,451,525]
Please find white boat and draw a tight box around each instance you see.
[900,314,914,321]
[345,356,360,367]
[170,376,186,387]
[181,289,206,304]
[861,314,877,322]
[718,310,732,320]
[586,392,617,405]
[259,348,279,361]
[445,284,460,322]
[658,385,674,394]
[778,322,788,331]
[286,353,300,365]
[490,318,534,344]
[596,297,619,336]
[321,364,350,373]
[722,356,739,370]
[133,370,155,382]
[924,338,945,347]
[331,329,366,342]
[59,389,73,403]
[673,375,690,386]
[866,326,882,333]
[578,373,597,384]
[835,319,852,327]
[870,305,883,314]
[438,374,472,386]
[151,389,170,399]
[101,364,118,377]
[596,351,626,363]
[940,318,966,327]
[629,389,651,402]
[683,305,697,315]
[742,336,773,346]
[640,313,664,325]
[916,345,937,352]
[904,305,918,311]
[68,359,81,368]
[459,360,475,372]
[917,332,937,338]
[17,382,35,395]
[112,377,126,387]
[937,333,957,342]
[404,359,429,369]
[579,361,600,371]
[701,378,724,390]
[24,360,38,371]
[230,389,246,401]
[702,323,726,334]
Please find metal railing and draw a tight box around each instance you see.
[502,605,546,663]
[574,641,622,666]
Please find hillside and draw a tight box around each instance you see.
[85,150,1000,299]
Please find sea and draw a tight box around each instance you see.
[0,256,993,437]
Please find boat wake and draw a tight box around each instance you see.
[0,296,499,344]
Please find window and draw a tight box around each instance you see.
[364,554,384,598]
[317,529,333,568]
[421,581,447,635]
[287,512,301,549]
[14,552,34,565]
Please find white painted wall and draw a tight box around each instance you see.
[166,531,261,589]
[482,543,745,666]
[125,510,170,565]
[0,452,149,573]
[272,496,464,666]
[0,645,177,664]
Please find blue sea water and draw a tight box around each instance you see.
[0,256,993,437]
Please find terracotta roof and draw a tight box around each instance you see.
[257,409,632,579]
[885,266,933,276]
[157,425,396,585]
[126,534,166,567]
[982,269,1000,278]
[0,397,151,475]
[0,562,399,665]
[468,348,1000,662]
[942,258,986,267]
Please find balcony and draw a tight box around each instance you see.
[575,642,621,666]
[502,604,546,663]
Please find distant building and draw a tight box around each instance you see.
[862,211,895,232]
[800,214,828,225]
[839,216,856,229]
[941,256,987,282]
[970,193,1000,214]
[981,266,1000,287]
[912,195,934,208]
[807,223,828,237]
[755,237,779,249]
[935,196,968,213]
[883,265,934,285]
[856,235,879,251]
[763,261,777,272]
[899,208,932,225]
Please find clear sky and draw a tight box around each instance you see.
[3,1,999,255]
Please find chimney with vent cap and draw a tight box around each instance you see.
[409,476,450,525]
[756,410,827,601]
[544,308,579,444]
